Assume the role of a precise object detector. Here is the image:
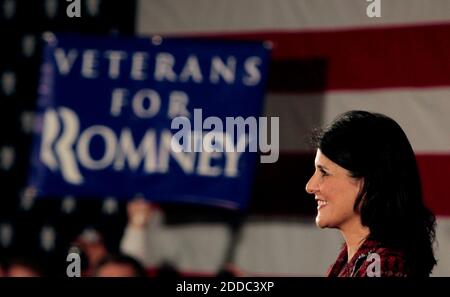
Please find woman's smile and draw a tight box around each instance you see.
[316,199,329,210]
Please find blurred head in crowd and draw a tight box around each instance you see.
[216,263,243,278]
[94,254,147,277]
[72,227,108,275]
[6,256,46,277]
[305,110,436,275]
[155,261,180,278]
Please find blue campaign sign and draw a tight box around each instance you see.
[28,33,271,210]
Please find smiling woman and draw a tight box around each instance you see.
[305,110,437,277]
[307,150,365,233]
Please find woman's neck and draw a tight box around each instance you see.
[340,220,370,262]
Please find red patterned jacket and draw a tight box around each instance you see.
[327,238,408,277]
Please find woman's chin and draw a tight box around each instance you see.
[315,216,328,228]
[315,212,337,229]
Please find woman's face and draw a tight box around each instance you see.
[305,149,364,230]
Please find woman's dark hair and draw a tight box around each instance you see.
[313,110,436,276]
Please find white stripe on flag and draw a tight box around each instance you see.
[265,87,450,152]
[137,0,450,35]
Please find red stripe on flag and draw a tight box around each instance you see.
[188,23,450,91]
[416,154,450,217]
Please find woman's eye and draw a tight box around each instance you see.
[320,169,328,177]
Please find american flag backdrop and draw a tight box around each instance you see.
[0,0,449,276]
[131,0,450,276]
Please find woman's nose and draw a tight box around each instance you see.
[305,174,318,194]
